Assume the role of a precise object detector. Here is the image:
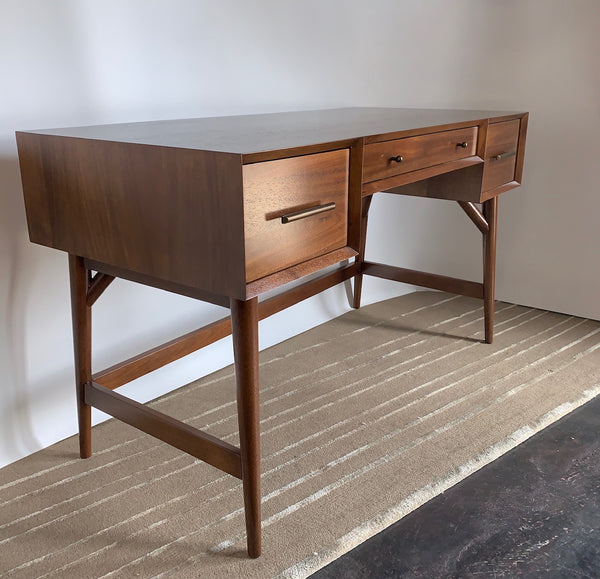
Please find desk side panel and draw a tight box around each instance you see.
[16,133,246,298]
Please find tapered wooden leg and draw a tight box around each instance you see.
[482,197,498,344]
[353,195,373,309]
[230,297,261,558]
[68,254,92,458]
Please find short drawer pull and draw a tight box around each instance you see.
[457,141,469,148]
[389,155,403,164]
[280,202,336,223]
[491,150,517,161]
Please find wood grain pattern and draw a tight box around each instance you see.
[362,261,484,299]
[16,134,247,299]
[346,139,365,251]
[514,113,529,184]
[352,195,373,309]
[245,247,357,298]
[483,197,498,343]
[21,108,526,157]
[15,133,54,245]
[84,259,231,308]
[457,201,489,234]
[18,108,527,302]
[256,261,359,320]
[363,127,478,183]
[379,162,485,203]
[475,119,489,160]
[93,262,359,390]
[231,297,262,558]
[93,315,232,390]
[16,107,529,561]
[362,114,522,145]
[243,150,349,282]
[362,156,483,197]
[480,181,521,202]
[482,120,520,192]
[84,381,242,478]
[68,255,92,458]
[86,272,115,307]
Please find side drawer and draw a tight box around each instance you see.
[363,126,478,183]
[243,149,349,282]
[482,119,520,192]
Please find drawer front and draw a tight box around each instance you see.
[243,149,349,282]
[363,126,478,183]
[482,119,520,192]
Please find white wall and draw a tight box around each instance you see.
[1,0,599,468]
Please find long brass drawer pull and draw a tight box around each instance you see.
[491,150,517,161]
[280,202,336,224]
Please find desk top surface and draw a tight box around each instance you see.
[21,107,524,155]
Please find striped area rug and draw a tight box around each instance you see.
[1,291,599,579]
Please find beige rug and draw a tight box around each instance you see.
[1,291,599,579]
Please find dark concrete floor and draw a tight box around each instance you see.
[311,395,600,578]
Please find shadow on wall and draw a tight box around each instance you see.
[366,192,484,285]
[0,153,40,461]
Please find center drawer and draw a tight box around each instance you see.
[242,149,349,282]
[363,126,478,183]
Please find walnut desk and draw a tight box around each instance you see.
[16,107,528,557]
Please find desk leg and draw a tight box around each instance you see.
[231,297,262,558]
[68,254,92,458]
[353,195,373,309]
[483,197,498,344]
